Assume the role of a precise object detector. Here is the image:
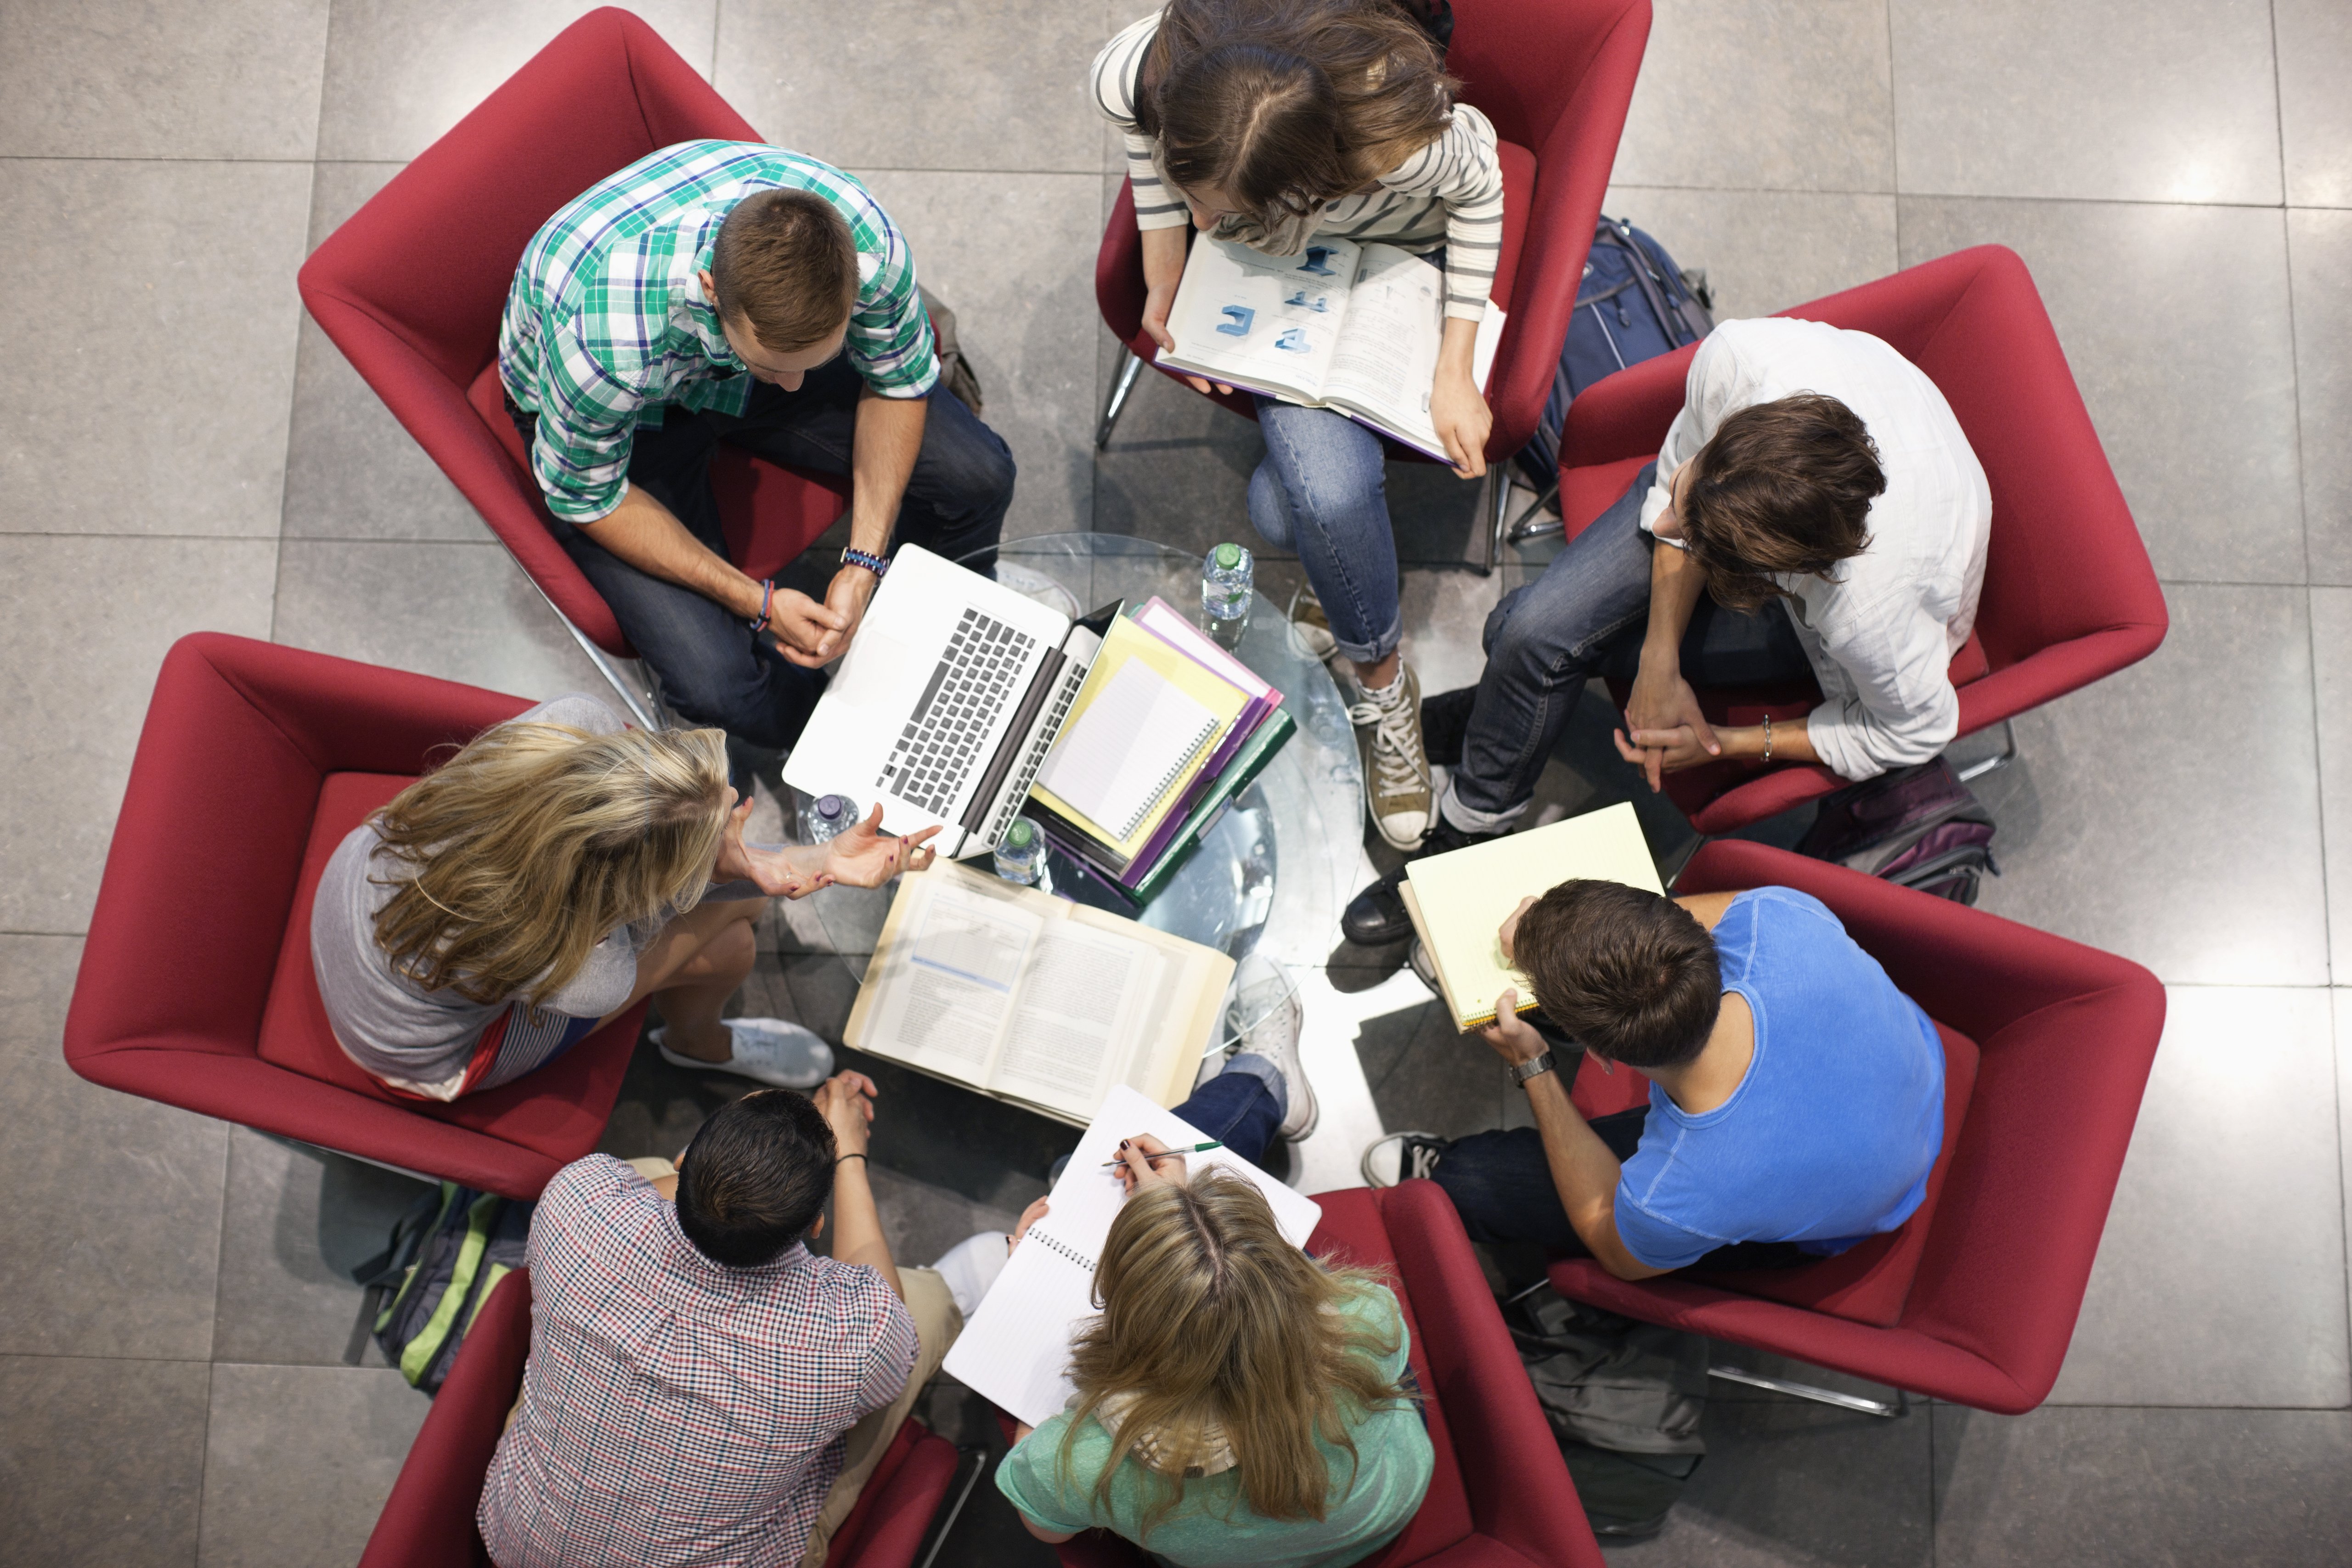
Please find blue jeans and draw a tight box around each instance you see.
[1444,463,1813,832]
[513,356,1016,750]
[1435,1106,1808,1270]
[1168,1052,1287,1167]
[1248,398,1400,666]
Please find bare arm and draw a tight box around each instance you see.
[1429,314,1492,479]
[814,1072,903,1300]
[811,388,929,659]
[1619,515,1719,791]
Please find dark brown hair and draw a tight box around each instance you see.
[710,188,858,353]
[1680,393,1885,612]
[1512,881,1721,1070]
[1139,0,1456,226]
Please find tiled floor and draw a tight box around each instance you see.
[0,1,2346,1564]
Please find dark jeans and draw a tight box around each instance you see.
[1168,1052,1286,1168]
[1434,1104,1811,1272]
[1447,463,1815,831]
[510,356,1015,750]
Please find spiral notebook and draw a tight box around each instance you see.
[941,1084,1323,1428]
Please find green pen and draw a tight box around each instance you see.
[1100,1139,1224,1168]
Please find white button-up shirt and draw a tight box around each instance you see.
[1640,317,1993,782]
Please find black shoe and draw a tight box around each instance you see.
[1341,818,1495,945]
[1421,686,1478,768]
[1360,1131,1453,1187]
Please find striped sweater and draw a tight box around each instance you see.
[1092,8,1504,321]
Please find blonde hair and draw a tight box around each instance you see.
[1061,1169,1414,1537]
[367,721,731,1006]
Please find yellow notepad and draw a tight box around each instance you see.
[1030,615,1249,859]
[1403,802,1665,1031]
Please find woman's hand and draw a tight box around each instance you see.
[1006,1196,1050,1255]
[1429,364,1492,479]
[1138,221,1232,397]
[811,1070,878,1158]
[1477,987,1549,1066]
[823,805,942,887]
[713,794,831,898]
[1113,1133,1188,1196]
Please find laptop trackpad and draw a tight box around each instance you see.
[829,627,919,709]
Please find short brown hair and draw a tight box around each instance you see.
[1681,393,1885,611]
[709,188,858,353]
[1512,880,1721,1069]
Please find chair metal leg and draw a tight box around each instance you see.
[532,579,664,731]
[1709,1365,1909,1418]
[1095,347,1147,450]
[1954,717,2018,783]
[1482,468,1515,575]
[914,1448,993,1568]
[1504,476,1565,547]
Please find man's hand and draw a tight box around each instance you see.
[812,1070,878,1158]
[767,587,852,669]
[1114,1133,1189,1196]
[824,805,942,887]
[1478,987,1549,1066]
[1624,657,1718,792]
[712,793,832,897]
[819,564,881,660]
[1612,722,1717,777]
[1430,367,1492,479]
[1006,1196,1051,1255]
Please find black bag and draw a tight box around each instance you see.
[1518,219,1715,496]
[1796,756,2000,905]
[1509,1285,1709,1540]
[358,1182,533,1393]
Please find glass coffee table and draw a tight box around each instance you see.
[803,533,1363,990]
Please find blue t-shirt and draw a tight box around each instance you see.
[1612,888,1945,1270]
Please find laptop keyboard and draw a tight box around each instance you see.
[878,608,1038,817]
[981,657,1088,849]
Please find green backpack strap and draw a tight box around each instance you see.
[398,1191,502,1386]
[375,1181,463,1335]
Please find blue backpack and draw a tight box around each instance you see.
[1516,219,1715,499]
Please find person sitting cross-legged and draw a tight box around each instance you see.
[1366,879,1944,1280]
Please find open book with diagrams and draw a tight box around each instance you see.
[1157,235,1505,462]
[843,860,1236,1126]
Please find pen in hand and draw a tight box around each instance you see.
[1100,1139,1223,1168]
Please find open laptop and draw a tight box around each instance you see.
[782,544,1114,861]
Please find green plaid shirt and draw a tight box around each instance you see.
[499,140,937,523]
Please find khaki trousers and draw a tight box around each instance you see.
[797,1263,962,1567]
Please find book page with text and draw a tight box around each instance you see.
[994,922,1163,1118]
[1320,244,1447,447]
[1161,236,1362,400]
[854,876,1043,1084]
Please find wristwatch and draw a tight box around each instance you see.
[1509,1050,1558,1087]
[840,546,890,578]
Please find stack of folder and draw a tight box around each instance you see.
[1025,597,1296,906]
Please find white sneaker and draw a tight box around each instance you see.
[1287,583,1338,663]
[654,1018,835,1090]
[1229,953,1316,1140]
[1349,661,1432,850]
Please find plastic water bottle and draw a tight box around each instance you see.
[993,817,1045,886]
[800,793,859,845]
[1202,541,1253,649]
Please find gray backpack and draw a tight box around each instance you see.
[357,1182,533,1393]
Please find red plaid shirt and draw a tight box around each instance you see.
[478,1157,917,1567]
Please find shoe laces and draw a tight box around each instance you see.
[1349,684,1428,795]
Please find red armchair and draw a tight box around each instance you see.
[62,634,650,1201]
[1041,1181,1605,1568]
[298,7,850,728]
[357,1270,967,1568]
[1557,244,2168,834]
[1093,0,1653,571]
[1547,840,2166,1416]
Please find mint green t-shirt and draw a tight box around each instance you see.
[995,1284,1434,1568]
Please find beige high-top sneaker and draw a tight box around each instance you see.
[1349,660,1432,850]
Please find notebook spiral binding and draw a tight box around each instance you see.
[1028,1229,1098,1273]
[1109,721,1216,840]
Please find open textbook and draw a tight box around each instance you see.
[942,1084,1323,1428]
[1403,801,1666,1031]
[843,861,1235,1125]
[1158,235,1505,463]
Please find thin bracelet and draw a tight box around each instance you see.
[835,1152,868,1166]
[748,578,776,634]
[1762,713,1774,764]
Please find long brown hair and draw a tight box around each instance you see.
[1139,0,1457,225]
[367,720,731,1005]
[1060,1170,1414,1536]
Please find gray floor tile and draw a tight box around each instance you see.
[1898,196,2304,587]
[284,162,491,545]
[1932,1404,2352,1566]
[1968,585,2326,986]
[1352,993,1508,1142]
[2310,589,2352,978]
[1598,186,1901,321]
[0,0,328,160]
[1093,361,1265,553]
[2046,986,2349,1408]
[0,159,311,541]
[2338,990,2352,1360]
[714,0,1111,174]
[197,1364,430,1568]
[270,538,611,700]
[1599,1397,1930,1567]
[1609,0,1895,194]
[316,0,718,163]
[0,937,229,1361]
[2277,0,2352,208]
[209,1128,436,1369]
[1889,0,2283,205]
[853,169,1105,541]
[0,1354,209,1568]
[0,536,277,934]
[1395,566,1508,699]
[2293,211,2352,583]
